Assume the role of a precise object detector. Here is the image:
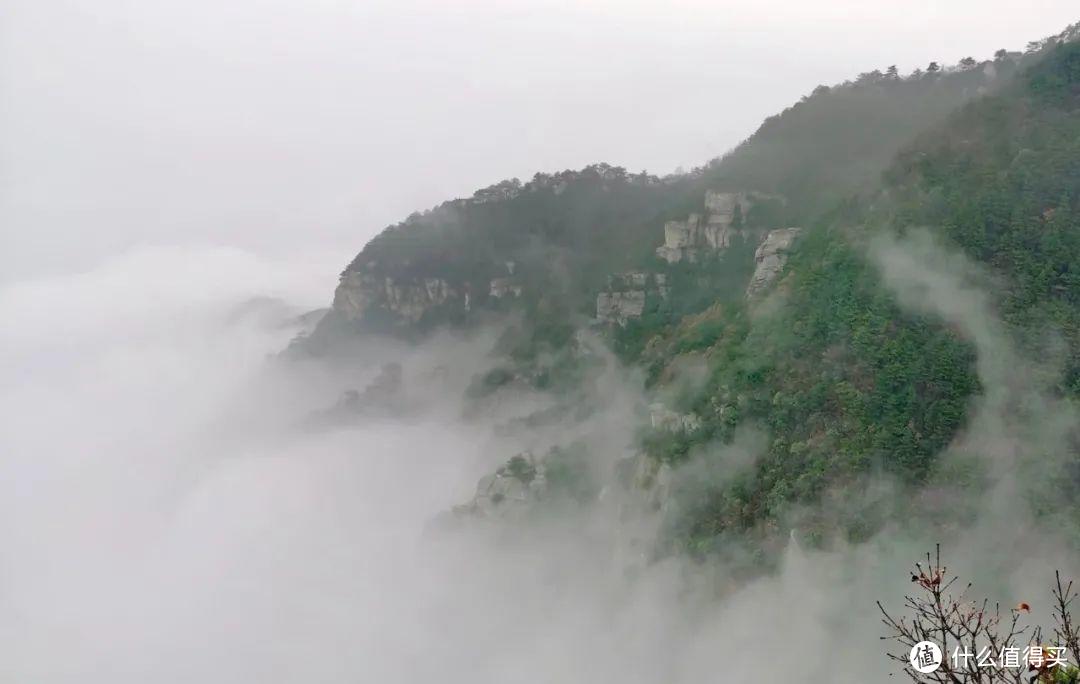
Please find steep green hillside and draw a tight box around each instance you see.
[300,50,1014,355]
[887,38,1080,391]
[298,23,1080,563]
[651,34,1080,558]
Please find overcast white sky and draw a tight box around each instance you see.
[1,0,1077,284]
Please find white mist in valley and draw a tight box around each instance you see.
[6,4,1080,681]
[5,238,1074,682]
[0,243,916,683]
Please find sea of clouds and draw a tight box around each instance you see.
[1,238,1076,682]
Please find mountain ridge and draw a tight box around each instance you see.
[293,22,1080,563]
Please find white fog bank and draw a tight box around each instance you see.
[0,244,892,683]
[1,242,1074,683]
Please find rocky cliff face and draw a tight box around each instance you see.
[446,449,675,579]
[596,290,646,325]
[648,403,702,433]
[746,227,801,297]
[655,191,754,264]
[452,450,672,531]
[453,453,548,519]
[617,453,673,515]
[332,267,461,325]
[596,272,669,325]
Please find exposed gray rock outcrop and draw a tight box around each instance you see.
[445,448,676,575]
[333,268,459,324]
[615,453,673,514]
[597,291,646,324]
[656,214,703,264]
[595,272,668,325]
[453,449,672,524]
[648,403,702,434]
[453,453,547,518]
[656,191,754,263]
[746,227,802,297]
[608,453,674,571]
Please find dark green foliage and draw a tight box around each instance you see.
[1027,41,1080,106]
[655,226,979,553]
[501,455,537,484]
[888,41,1080,395]
[664,41,1080,555]
[674,317,725,354]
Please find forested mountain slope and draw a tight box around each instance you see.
[300,47,1020,352]
[651,35,1080,558]
[295,22,1080,564]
